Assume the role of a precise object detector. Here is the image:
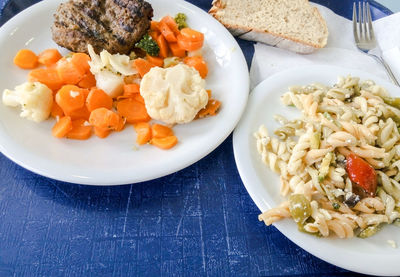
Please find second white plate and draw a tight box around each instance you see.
[233,65,400,276]
[0,0,249,185]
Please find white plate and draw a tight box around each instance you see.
[0,0,249,185]
[233,65,400,276]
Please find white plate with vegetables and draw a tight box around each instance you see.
[0,0,249,185]
[233,65,400,276]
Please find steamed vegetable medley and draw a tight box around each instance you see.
[2,14,221,150]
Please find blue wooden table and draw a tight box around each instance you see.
[0,0,392,276]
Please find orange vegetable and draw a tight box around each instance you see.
[177,35,203,52]
[55,85,86,115]
[86,88,113,112]
[66,119,92,140]
[133,58,156,78]
[184,56,208,78]
[38,49,62,67]
[160,16,180,36]
[71,53,91,73]
[123,83,140,96]
[67,105,91,120]
[78,72,96,89]
[180,28,204,42]
[197,99,221,118]
[28,68,64,91]
[89,107,120,130]
[156,35,169,58]
[151,124,174,138]
[115,116,126,132]
[158,21,177,42]
[134,122,152,145]
[51,102,64,118]
[116,98,151,124]
[13,49,38,69]
[206,89,212,98]
[150,21,160,31]
[94,126,111,139]
[169,43,186,58]
[151,136,178,150]
[52,116,73,138]
[149,30,160,41]
[146,54,164,67]
[57,58,85,84]
[133,94,145,104]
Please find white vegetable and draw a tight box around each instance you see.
[140,64,209,124]
[87,44,137,97]
[2,82,53,123]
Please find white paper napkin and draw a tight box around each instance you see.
[250,4,400,89]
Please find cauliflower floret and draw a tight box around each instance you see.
[87,44,137,98]
[2,82,53,123]
[140,64,209,124]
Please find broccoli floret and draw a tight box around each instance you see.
[135,34,160,56]
[175,13,188,30]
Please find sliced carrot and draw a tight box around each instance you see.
[78,72,96,89]
[150,21,160,31]
[86,88,113,112]
[151,124,174,138]
[28,68,64,91]
[206,89,212,98]
[184,56,208,78]
[14,49,38,69]
[146,54,164,67]
[134,122,152,145]
[57,58,85,85]
[169,43,186,58]
[156,35,169,58]
[55,85,86,115]
[116,98,151,124]
[71,52,91,73]
[38,49,62,67]
[151,136,178,150]
[51,102,64,118]
[133,58,156,78]
[66,119,92,140]
[52,116,72,138]
[94,126,111,139]
[67,105,91,120]
[115,116,126,132]
[89,107,120,130]
[158,21,177,43]
[177,35,203,52]
[123,83,140,96]
[149,30,160,41]
[197,99,221,118]
[180,28,204,42]
[160,16,180,36]
[133,94,145,104]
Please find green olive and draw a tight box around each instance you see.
[358,225,381,238]
[289,194,311,224]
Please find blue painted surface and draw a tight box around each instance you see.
[0,0,391,276]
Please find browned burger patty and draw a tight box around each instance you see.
[52,0,153,54]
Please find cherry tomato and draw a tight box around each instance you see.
[346,153,377,197]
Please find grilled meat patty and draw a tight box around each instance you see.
[52,0,153,54]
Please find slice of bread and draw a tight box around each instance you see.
[209,0,328,54]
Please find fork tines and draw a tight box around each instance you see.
[353,1,375,42]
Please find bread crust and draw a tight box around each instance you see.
[209,0,328,54]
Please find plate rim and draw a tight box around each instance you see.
[0,0,249,185]
[233,64,400,276]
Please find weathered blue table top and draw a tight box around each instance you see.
[0,0,392,276]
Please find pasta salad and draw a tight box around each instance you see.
[255,76,400,239]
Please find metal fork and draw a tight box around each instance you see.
[353,2,399,86]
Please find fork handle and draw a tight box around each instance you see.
[370,54,400,86]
